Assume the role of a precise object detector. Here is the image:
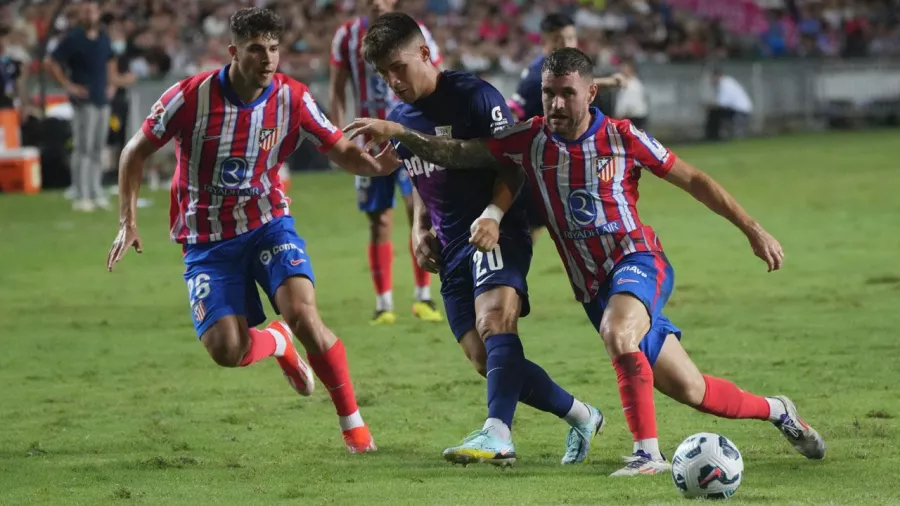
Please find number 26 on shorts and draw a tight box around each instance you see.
[473,244,504,284]
[187,273,211,304]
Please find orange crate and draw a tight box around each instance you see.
[0,147,42,194]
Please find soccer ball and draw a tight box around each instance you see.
[671,432,744,499]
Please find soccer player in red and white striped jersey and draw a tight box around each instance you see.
[344,47,826,472]
[330,0,444,325]
[106,8,400,454]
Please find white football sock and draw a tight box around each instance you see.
[483,418,511,441]
[634,438,663,460]
[563,399,592,427]
[339,410,365,431]
[766,397,788,423]
[414,285,431,302]
[375,291,393,312]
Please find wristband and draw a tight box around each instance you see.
[479,204,504,224]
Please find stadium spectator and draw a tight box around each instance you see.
[612,58,649,130]
[0,25,28,150]
[704,67,753,141]
[46,1,120,211]
[6,0,898,83]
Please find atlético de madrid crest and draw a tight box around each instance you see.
[597,157,614,182]
[258,127,279,151]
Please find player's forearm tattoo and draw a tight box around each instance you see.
[396,127,499,170]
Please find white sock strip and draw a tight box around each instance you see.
[634,438,662,461]
[339,410,365,431]
[483,417,511,441]
[563,399,592,427]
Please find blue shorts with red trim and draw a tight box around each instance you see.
[582,252,682,366]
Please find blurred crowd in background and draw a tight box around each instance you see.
[1,0,898,84]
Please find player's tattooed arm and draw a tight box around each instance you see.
[342,118,501,171]
[394,127,500,171]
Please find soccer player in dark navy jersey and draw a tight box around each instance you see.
[356,13,605,467]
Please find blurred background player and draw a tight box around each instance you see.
[329,0,443,325]
[506,12,625,244]
[106,8,401,454]
[46,0,120,212]
[357,13,604,468]
[344,47,827,476]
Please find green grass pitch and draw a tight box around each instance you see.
[1,130,898,505]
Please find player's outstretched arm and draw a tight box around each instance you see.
[343,118,500,171]
[664,158,784,272]
[107,130,159,271]
[325,136,401,177]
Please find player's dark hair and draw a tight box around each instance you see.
[229,7,284,43]
[362,12,424,64]
[542,47,594,78]
[540,13,574,34]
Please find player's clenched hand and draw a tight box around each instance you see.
[746,226,784,272]
[413,230,442,274]
[343,118,404,152]
[107,224,143,272]
[469,217,500,253]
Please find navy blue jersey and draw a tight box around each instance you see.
[509,55,544,121]
[388,70,530,272]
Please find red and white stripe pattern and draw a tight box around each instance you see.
[141,70,341,245]
[488,115,677,302]
[331,16,442,145]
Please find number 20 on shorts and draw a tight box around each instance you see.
[473,244,504,282]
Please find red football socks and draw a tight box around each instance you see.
[307,339,359,416]
[409,236,430,289]
[367,241,393,296]
[239,328,278,367]
[613,352,658,441]
[697,375,771,420]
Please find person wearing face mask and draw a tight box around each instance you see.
[105,16,137,181]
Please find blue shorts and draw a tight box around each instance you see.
[182,216,315,338]
[582,252,682,366]
[355,170,413,212]
[440,235,532,341]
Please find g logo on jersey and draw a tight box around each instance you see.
[567,189,598,226]
[220,157,249,188]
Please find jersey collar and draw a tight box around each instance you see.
[548,106,606,145]
[218,64,275,109]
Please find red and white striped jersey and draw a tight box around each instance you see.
[141,66,341,245]
[330,16,442,142]
[487,109,678,302]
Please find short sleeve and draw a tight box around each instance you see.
[618,120,677,178]
[51,32,75,65]
[418,23,443,66]
[330,24,349,67]
[486,118,538,167]
[469,85,515,137]
[297,86,343,152]
[141,81,187,147]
